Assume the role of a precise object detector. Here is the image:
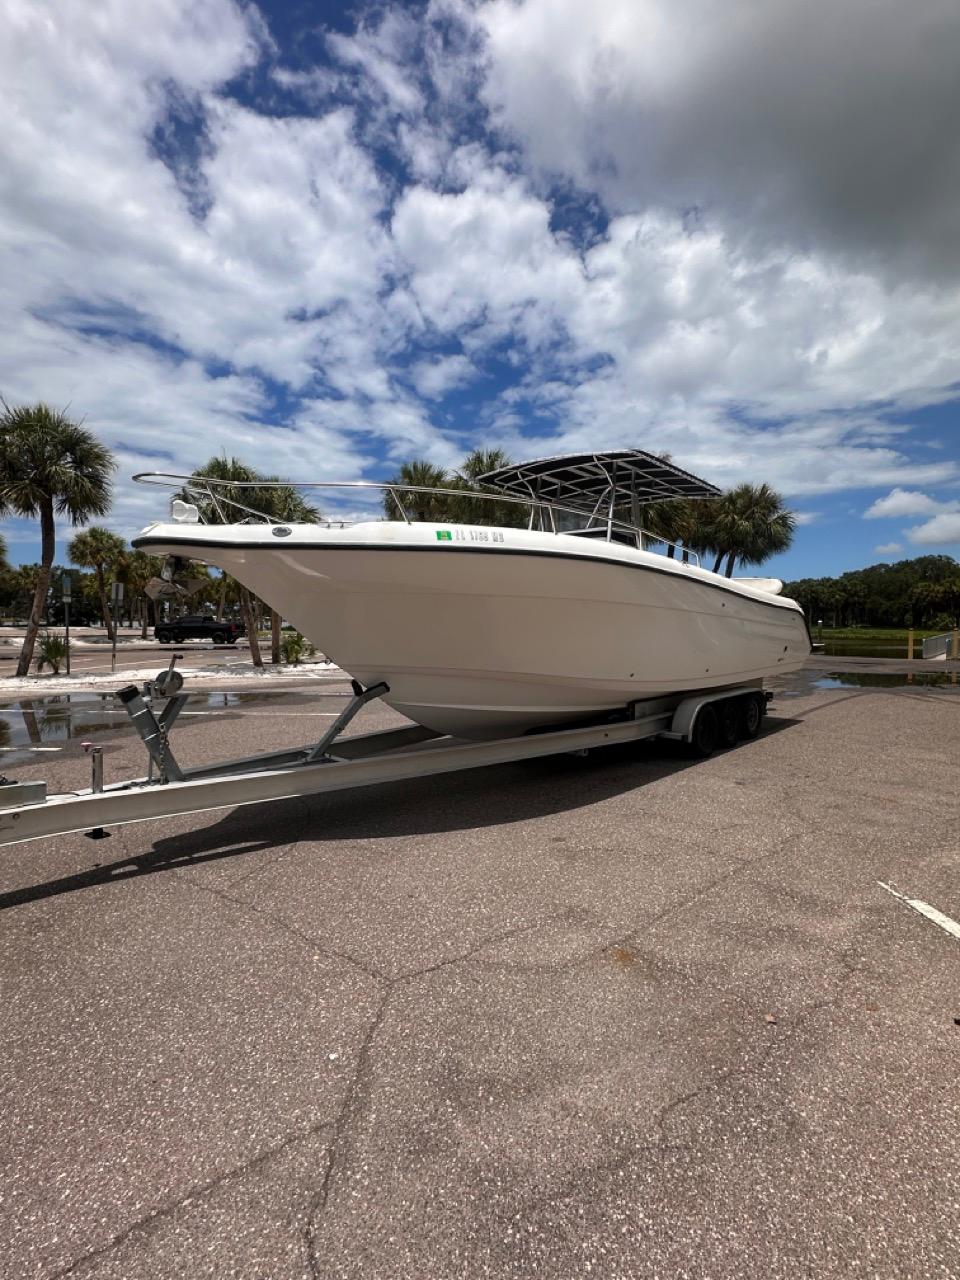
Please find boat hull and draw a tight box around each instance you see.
[134,523,810,738]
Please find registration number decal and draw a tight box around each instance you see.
[436,529,505,544]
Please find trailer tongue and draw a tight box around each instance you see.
[0,677,769,849]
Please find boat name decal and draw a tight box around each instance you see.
[272,526,292,537]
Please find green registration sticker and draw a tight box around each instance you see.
[436,530,453,541]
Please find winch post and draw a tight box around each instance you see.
[145,693,189,784]
[116,685,186,783]
[306,680,390,762]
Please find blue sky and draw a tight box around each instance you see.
[2,0,959,581]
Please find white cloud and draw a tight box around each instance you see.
[2,0,960,564]
[327,10,425,118]
[476,0,960,281]
[864,488,953,518]
[392,170,584,342]
[863,486,960,544]
[908,514,960,546]
[794,511,820,526]
[873,542,903,556]
[0,0,463,530]
[393,183,960,492]
[410,354,475,399]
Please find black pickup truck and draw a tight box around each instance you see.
[155,615,244,645]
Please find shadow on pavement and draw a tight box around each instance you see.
[0,719,800,911]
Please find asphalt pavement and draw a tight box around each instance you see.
[1,677,958,1278]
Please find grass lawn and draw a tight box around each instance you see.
[815,625,953,642]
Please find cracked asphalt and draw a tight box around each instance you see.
[1,676,958,1278]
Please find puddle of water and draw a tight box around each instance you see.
[774,670,960,695]
[0,693,124,761]
[814,672,958,689]
[0,688,334,765]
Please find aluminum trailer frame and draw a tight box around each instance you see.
[0,679,768,849]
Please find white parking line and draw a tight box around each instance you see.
[0,746,62,752]
[878,882,960,942]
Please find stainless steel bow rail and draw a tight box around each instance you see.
[0,679,770,849]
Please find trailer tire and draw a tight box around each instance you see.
[213,631,226,644]
[688,704,719,757]
[719,699,740,747]
[739,693,764,740]
[157,633,171,644]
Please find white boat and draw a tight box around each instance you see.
[132,451,810,739]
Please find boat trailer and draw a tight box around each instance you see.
[0,676,770,849]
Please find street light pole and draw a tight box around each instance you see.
[110,580,124,674]
[61,572,72,676]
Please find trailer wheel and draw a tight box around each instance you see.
[212,631,226,644]
[739,693,764,740]
[157,633,171,644]
[688,704,719,757]
[718,699,740,747]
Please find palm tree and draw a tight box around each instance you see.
[186,456,266,667]
[383,450,528,527]
[458,447,504,478]
[382,459,449,521]
[185,457,321,666]
[452,448,528,527]
[620,454,708,559]
[0,402,114,675]
[636,498,705,558]
[702,483,796,577]
[252,477,320,663]
[68,527,127,639]
[0,535,11,613]
[121,549,164,638]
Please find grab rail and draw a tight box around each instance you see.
[132,472,701,566]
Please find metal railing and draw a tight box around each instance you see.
[922,631,960,660]
[132,472,701,566]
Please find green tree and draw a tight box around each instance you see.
[0,563,42,620]
[120,549,164,638]
[186,456,266,667]
[0,402,114,675]
[382,450,528,527]
[451,448,528,527]
[382,459,449,522]
[185,457,320,667]
[0,535,11,613]
[623,453,711,560]
[783,556,960,628]
[251,477,320,663]
[696,483,796,577]
[68,526,127,640]
[634,498,681,556]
